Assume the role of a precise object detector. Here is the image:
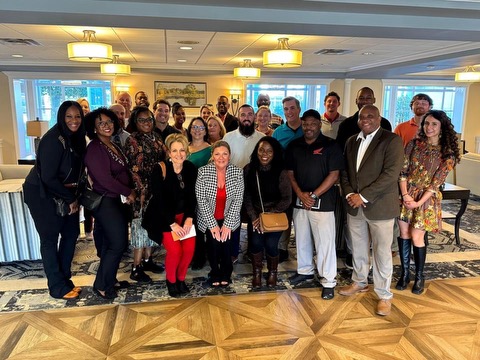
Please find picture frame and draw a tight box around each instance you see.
[154,81,207,108]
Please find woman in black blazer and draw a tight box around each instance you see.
[143,134,198,297]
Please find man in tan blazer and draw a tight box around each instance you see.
[339,105,403,316]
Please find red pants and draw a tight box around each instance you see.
[162,213,195,283]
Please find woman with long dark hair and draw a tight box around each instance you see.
[397,110,461,295]
[84,108,136,299]
[23,100,86,299]
[243,136,291,288]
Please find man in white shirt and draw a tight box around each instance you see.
[223,104,264,169]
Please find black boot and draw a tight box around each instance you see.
[166,280,179,297]
[266,255,279,288]
[176,280,190,294]
[251,252,264,289]
[412,245,427,295]
[395,237,411,290]
[142,256,165,273]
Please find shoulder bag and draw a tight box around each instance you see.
[256,171,289,232]
[78,171,104,211]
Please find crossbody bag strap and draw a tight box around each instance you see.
[255,171,265,213]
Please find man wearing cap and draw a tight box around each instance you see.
[285,109,344,299]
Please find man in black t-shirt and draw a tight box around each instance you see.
[285,109,344,300]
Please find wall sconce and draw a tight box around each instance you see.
[115,85,130,92]
[233,59,261,79]
[263,38,302,68]
[67,30,113,62]
[26,117,49,154]
[101,55,131,76]
[230,89,242,116]
[455,66,480,82]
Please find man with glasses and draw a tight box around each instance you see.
[216,95,239,133]
[394,94,433,147]
[152,99,180,142]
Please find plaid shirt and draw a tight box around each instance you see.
[195,162,244,232]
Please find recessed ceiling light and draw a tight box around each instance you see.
[362,52,374,55]
[177,59,187,62]
[12,54,23,58]
[179,46,193,50]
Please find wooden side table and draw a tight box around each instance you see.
[441,183,470,245]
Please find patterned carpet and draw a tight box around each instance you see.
[1,196,479,313]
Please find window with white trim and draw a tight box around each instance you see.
[12,79,112,158]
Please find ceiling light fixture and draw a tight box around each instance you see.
[179,46,193,50]
[12,54,23,58]
[100,55,131,76]
[233,59,261,79]
[263,38,302,68]
[455,66,480,82]
[67,30,112,62]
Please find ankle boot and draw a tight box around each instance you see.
[251,252,264,289]
[166,280,179,297]
[395,237,411,290]
[266,255,279,288]
[412,245,427,295]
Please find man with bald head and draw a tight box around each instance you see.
[115,91,133,120]
[109,104,130,151]
[336,87,392,149]
[339,104,403,316]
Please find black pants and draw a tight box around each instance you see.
[250,229,282,257]
[83,208,94,233]
[92,196,129,292]
[205,220,239,283]
[24,183,79,299]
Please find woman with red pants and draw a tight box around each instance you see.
[143,134,198,297]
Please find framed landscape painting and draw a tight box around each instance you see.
[154,81,207,107]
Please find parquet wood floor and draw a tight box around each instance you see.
[1,277,479,359]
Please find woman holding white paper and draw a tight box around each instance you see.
[142,134,198,297]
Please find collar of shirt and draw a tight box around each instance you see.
[323,112,339,123]
[356,126,380,141]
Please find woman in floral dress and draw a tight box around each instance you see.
[397,110,461,295]
[125,106,166,283]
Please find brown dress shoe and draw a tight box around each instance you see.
[376,299,392,316]
[338,283,369,296]
[62,289,80,300]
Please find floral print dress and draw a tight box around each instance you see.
[399,139,455,232]
[125,131,165,247]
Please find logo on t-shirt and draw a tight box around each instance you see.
[313,147,324,155]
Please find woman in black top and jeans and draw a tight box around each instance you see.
[23,100,87,300]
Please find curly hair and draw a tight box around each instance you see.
[128,106,154,132]
[186,117,209,143]
[84,107,120,140]
[417,110,461,164]
[248,136,284,174]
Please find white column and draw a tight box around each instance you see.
[343,79,354,116]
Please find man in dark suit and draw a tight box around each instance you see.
[336,87,392,150]
[216,95,239,132]
[339,105,403,316]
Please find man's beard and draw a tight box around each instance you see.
[239,121,255,136]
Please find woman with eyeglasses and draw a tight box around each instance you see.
[200,104,214,121]
[186,117,211,270]
[172,102,188,137]
[84,108,136,299]
[143,134,198,297]
[124,106,166,283]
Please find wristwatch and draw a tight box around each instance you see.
[310,193,318,200]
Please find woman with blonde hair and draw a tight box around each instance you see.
[143,134,198,297]
[200,104,214,121]
[206,115,226,144]
[255,105,274,136]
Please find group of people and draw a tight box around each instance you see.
[23,89,460,318]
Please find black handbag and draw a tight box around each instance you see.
[79,187,104,211]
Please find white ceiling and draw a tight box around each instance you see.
[1,0,480,80]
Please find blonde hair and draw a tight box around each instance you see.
[207,115,227,140]
[256,105,271,117]
[165,133,190,156]
[200,104,214,114]
[209,140,231,163]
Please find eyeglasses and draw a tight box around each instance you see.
[137,117,154,124]
[177,173,185,189]
[192,125,206,131]
[97,119,114,128]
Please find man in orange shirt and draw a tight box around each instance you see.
[394,94,433,147]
